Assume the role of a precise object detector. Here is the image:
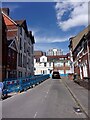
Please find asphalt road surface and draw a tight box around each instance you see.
[2,78,87,118]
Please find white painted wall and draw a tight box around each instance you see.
[34,57,53,75]
[40,56,47,63]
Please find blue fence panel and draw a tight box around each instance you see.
[49,73,68,78]
[2,74,50,96]
[60,74,68,77]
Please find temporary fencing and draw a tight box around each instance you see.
[2,74,50,96]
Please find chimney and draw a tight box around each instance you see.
[2,8,9,16]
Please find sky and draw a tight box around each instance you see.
[2,1,89,54]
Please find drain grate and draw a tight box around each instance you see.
[73,107,82,113]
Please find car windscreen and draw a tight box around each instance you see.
[53,72,59,74]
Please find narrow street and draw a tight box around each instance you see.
[2,78,87,118]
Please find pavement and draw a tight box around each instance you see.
[61,77,89,118]
[2,78,88,119]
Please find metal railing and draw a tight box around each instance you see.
[2,74,50,96]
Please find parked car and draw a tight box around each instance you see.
[52,71,61,79]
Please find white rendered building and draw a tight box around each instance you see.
[34,56,53,75]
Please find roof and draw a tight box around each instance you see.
[47,55,67,58]
[2,11,17,26]
[15,20,25,26]
[34,54,69,62]
[34,55,41,62]
[7,31,17,39]
[72,25,90,51]
[15,20,28,35]
[2,14,7,28]
[34,51,43,56]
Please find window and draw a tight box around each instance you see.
[20,38,22,50]
[44,63,46,67]
[18,53,22,67]
[49,63,51,66]
[65,61,70,66]
[23,55,27,68]
[20,27,22,35]
[55,62,64,67]
[18,71,22,77]
[24,42,27,53]
[84,42,87,53]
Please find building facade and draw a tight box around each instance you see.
[34,51,70,76]
[47,54,70,75]
[34,55,53,75]
[69,25,90,80]
[2,8,35,80]
[1,14,7,81]
[47,48,63,56]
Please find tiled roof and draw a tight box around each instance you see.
[47,55,68,58]
[72,25,90,51]
[34,51,43,56]
[15,19,28,35]
[34,54,69,62]
[34,55,42,59]
[15,20,25,25]
[34,55,41,62]
[7,31,17,39]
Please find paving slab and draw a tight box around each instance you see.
[61,77,89,118]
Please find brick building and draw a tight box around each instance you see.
[1,14,7,81]
[2,8,35,79]
[47,53,70,75]
[2,9,18,79]
[69,25,90,80]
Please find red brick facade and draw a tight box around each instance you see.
[2,15,7,81]
[47,54,70,74]
[2,10,18,80]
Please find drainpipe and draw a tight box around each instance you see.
[87,39,90,78]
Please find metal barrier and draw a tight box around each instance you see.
[2,74,50,96]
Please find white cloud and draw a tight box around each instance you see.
[35,34,74,43]
[31,27,75,43]
[28,27,40,36]
[55,1,89,31]
[34,42,69,54]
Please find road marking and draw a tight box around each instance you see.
[34,112,37,118]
